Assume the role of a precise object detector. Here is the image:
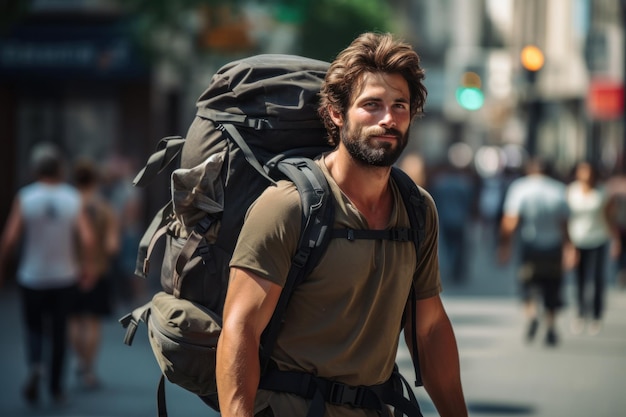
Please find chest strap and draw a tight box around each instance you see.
[332,227,418,242]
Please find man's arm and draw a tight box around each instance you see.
[216,267,282,417]
[75,204,97,290]
[0,198,23,289]
[404,295,467,417]
[497,214,519,264]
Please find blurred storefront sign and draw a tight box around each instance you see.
[587,79,624,120]
[0,24,147,79]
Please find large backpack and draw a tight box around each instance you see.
[119,54,427,417]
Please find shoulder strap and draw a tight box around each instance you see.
[259,157,334,370]
[390,166,427,387]
[390,166,426,249]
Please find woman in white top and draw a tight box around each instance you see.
[567,161,620,335]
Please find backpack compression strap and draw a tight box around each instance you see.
[132,136,186,278]
[133,136,185,187]
[216,120,332,187]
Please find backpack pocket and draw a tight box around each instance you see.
[161,232,228,311]
[147,291,222,397]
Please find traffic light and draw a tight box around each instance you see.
[520,45,544,72]
[456,70,484,111]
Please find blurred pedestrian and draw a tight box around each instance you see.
[477,166,519,249]
[498,157,573,347]
[566,161,621,335]
[429,161,476,283]
[101,154,145,308]
[606,169,626,289]
[69,159,120,390]
[0,143,95,406]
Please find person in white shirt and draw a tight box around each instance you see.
[0,143,95,405]
[567,161,621,335]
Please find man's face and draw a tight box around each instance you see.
[338,72,411,167]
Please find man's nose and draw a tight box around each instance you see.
[379,107,396,128]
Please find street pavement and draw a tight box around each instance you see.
[1,225,626,417]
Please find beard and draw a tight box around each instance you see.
[341,121,408,167]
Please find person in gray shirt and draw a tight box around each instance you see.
[498,157,575,346]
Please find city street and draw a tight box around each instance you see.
[1,228,625,417]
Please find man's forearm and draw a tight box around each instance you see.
[216,327,260,417]
[419,318,468,417]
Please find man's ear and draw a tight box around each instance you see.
[328,106,344,127]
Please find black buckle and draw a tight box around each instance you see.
[328,383,364,407]
[390,228,409,241]
[252,118,272,130]
[292,247,310,268]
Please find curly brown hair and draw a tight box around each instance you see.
[318,32,427,146]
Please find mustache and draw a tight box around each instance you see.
[364,127,403,139]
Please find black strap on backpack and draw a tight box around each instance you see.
[259,156,335,371]
[260,365,422,417]
[390,166,427,388]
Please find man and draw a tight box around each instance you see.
[0,143,95,405]
[216,32,467,417]
[498,157,573,346]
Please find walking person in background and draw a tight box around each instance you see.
[0,143,95,406]
[498,157,574,347]
[567,161,621,335]
[69,159,120,390]
[429,161,476,284]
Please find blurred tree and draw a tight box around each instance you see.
[123,0,248,63]
[299,0,393,61]
[123,0,394,63]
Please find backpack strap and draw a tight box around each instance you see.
[132,136,187,278]
[133,136,185,187]
[198,108,325,131]
[216,122,331,187]
[331,228,418,242]
[259,366,423,417]
[134,201,173,278]
[390,166,427,387]
[119,301,152,346]
[259,157,335,371]
[217,122,277,185]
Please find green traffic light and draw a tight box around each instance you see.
[456,86,484,110]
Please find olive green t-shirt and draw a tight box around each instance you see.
[230,155,441,416]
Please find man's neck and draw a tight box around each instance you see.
[324,148,393,229]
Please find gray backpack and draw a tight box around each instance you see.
[119,54,426,417]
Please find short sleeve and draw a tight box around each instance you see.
[229,181,302,287]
